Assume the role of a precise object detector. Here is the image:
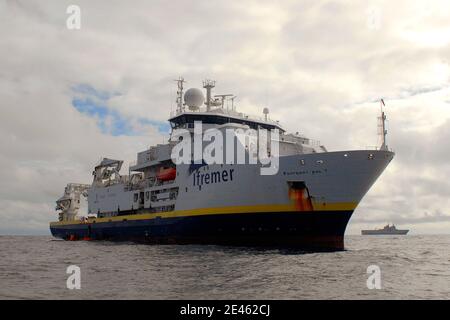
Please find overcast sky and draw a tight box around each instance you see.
[1,0,449,235]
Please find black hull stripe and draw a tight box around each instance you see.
[50,211,353,250]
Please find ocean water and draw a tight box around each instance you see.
[0,235,449,299]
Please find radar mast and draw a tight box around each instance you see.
[378,99,388,151]
[203,79,216,111]
[174,77,185,113]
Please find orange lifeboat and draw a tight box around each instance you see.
[157,167,176,181]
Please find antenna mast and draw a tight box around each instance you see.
[203,79,216,112]
[174,77,185,113]
[378,99,388,151]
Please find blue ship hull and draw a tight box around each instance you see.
[50,210,353,251]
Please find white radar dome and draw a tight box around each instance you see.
[184,88,205,110]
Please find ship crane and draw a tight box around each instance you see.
[56,183,90,222]
[93,158,123,187]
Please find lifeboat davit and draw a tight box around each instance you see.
[157,167,176,181]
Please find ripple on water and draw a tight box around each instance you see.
[0,235,450,299]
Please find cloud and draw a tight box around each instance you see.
[71,84,170,135]
[0,0,449,234]
[354,209,450,225]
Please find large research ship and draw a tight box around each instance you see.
[50,78,394,250]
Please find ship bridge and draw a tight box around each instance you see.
[169,107,284,132]
[169,78,285,133]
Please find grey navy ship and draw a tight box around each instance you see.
[50,78,395,250]
[361,224,409,235]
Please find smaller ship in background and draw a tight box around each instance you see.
[361,224,409,235]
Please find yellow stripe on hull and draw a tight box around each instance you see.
[49,202,358,227]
